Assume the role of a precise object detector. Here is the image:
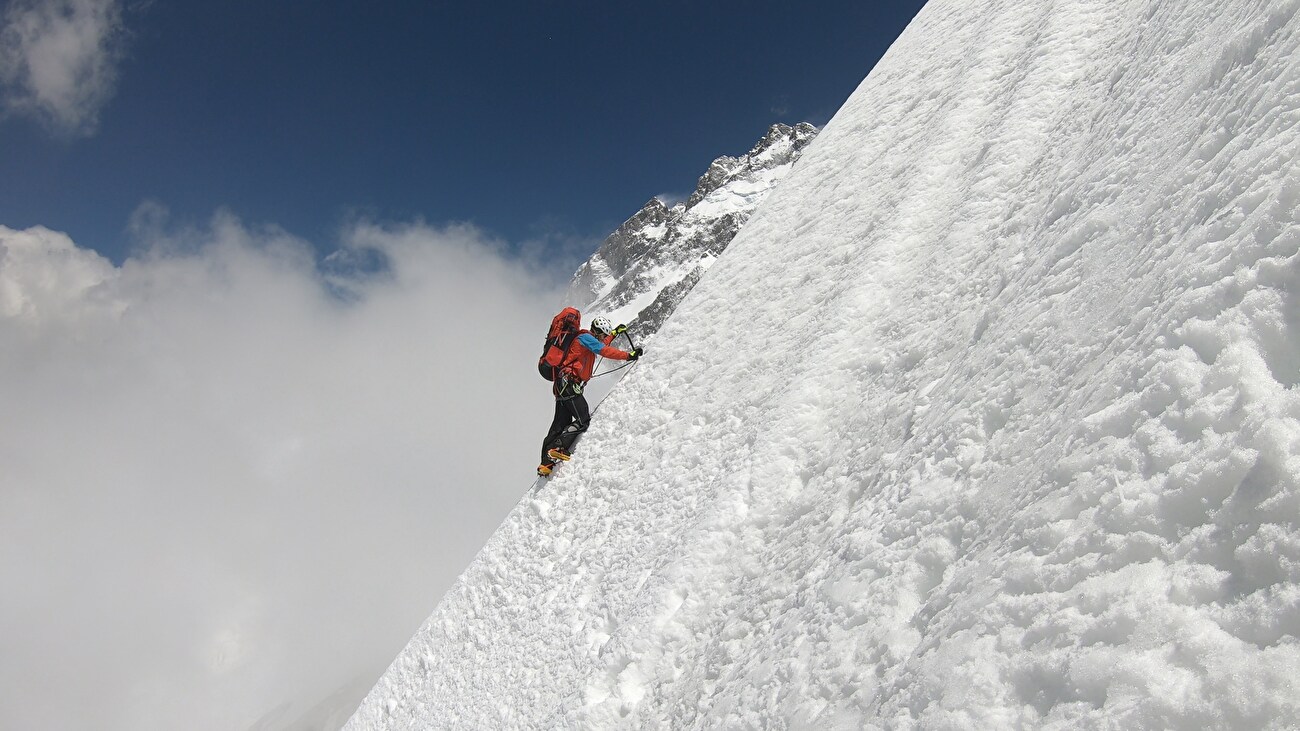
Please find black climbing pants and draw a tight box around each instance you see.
[542,392,590,463]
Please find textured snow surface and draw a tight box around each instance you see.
[350,0,1300,728]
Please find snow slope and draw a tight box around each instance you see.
[350,0,1300,727]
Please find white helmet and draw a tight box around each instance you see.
[591,316,613,335]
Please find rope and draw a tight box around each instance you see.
[589,330,638,380]
[589,360,636,379]
[589,359,640,418]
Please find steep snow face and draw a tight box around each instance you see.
[566,122,818,340]
[351,0,1300,728]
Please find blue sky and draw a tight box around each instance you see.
[1,1,927,265]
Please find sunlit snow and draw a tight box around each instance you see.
[350,0,1300,727]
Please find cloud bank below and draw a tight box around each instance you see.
[0,216,564,729]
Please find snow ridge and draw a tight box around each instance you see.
[350,0,1300,728]
[566,122,818,340]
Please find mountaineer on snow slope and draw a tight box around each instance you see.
[536,313,642,476]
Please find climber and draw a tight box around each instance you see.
[538,316,642,476]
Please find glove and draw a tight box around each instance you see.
[613,323,628,335]
[628,347,643,361]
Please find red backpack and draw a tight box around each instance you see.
[537,307,581,381]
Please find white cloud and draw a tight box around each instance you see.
[0,222,121,321]
[0,217,567,729]
[0,0,126,136]
[654,192,687,209]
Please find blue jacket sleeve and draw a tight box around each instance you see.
[577,332,631,360]
[577,332,606,354]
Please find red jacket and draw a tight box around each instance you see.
[561,330,631,383]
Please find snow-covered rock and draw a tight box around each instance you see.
[566,122,818,340]
[349,0,1300,727]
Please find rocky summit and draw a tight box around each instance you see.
[565,122,818,339]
